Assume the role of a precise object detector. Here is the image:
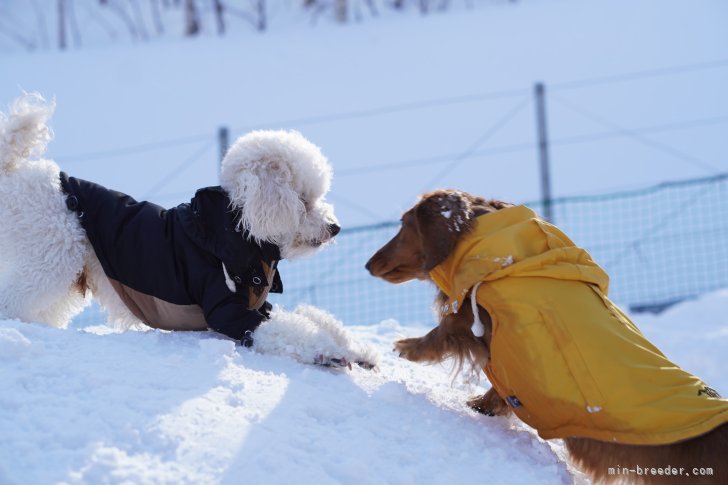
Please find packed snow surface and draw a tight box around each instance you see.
[1,289,727,484]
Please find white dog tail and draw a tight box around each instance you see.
[0,93,55,173]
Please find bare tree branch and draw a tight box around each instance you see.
[30,0,50,49]
[103,0,142,42]
[58,0,67,50]
[335,0,347,23]
[68,0,82,47]
[309,2,328,26]
[213,0,225,35]
[128,0,150,40]
[150,0,165,35]
[184,0,200,36]
[362,0,379,17]
[81,1,120,40]
[255,0,266,32]
[419,0,429,14]
[223,5,257,29]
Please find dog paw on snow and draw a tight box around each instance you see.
[251,305,379,370]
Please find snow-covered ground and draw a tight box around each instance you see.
[1,289,727,484]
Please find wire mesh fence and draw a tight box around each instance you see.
[269,172,728,324]
[534,173,728,313]
[72,173,728,327]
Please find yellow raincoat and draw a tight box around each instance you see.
[430,205,728,445]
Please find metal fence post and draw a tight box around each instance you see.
[534,82,553,223]
[218,126,229,169]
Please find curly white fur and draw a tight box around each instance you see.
[0,93,55,173]
[0,93,367,370]
[253,305,379,368]
[0,94,126,328]
[220,130,338,260]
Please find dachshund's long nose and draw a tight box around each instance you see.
[328,223,341,237]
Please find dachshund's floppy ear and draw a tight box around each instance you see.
[415,190,474,271]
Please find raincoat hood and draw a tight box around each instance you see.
[430,205,607,314]
[430,205,728,445]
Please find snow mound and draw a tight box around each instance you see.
[0,318,571,484]
[1,288,726,484]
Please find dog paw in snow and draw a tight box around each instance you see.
[313,355,352,369]
[293,304,380,369]
[250,305,379,370]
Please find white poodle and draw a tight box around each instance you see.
[0,93,378,370]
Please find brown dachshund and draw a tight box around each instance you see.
[366,189,727,484]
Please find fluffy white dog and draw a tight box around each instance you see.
[0,93,378,370]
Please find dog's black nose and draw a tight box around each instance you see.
[365,260,371,272]
[328,223,341,237]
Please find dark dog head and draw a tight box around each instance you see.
[365,189,510,282]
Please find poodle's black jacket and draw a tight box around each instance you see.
[60,172,282,340]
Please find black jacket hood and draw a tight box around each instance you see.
[176,186,283,294]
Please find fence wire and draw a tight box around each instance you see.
[530,173,728,314]
[269,173,728,324]
[72,173,728,327]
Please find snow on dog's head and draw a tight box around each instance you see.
[220,130,339,260]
